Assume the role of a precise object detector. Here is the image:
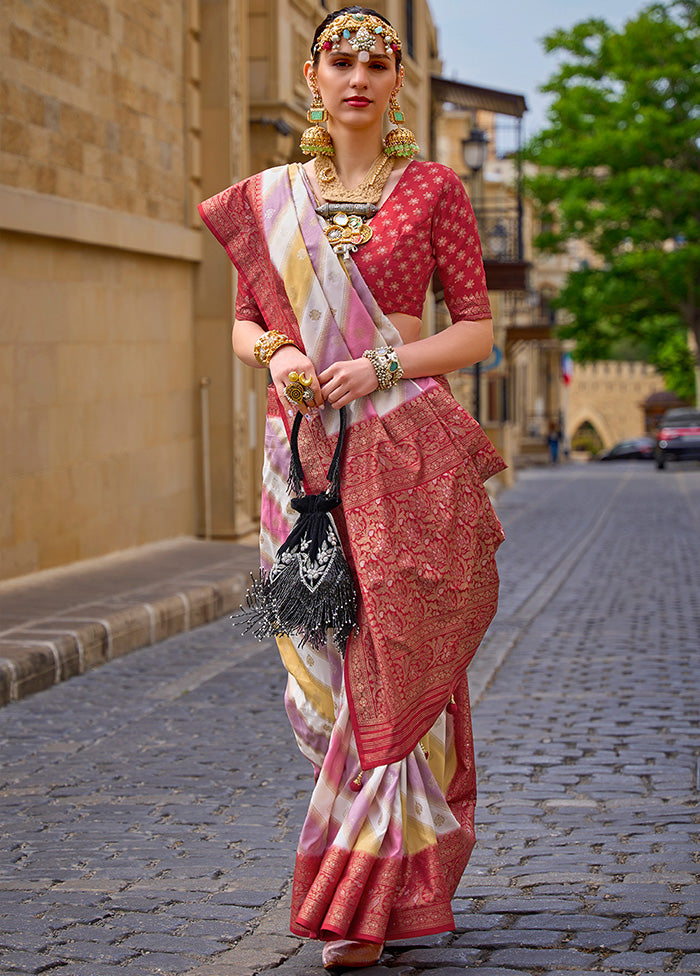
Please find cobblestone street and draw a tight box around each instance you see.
[1,462,698,976]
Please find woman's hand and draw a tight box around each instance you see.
[269,345,323,415]
[319,357,379,409]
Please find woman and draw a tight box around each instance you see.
[199,6,505,970]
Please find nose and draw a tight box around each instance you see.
[349,62,370,88]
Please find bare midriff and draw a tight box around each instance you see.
[388,312,422,345]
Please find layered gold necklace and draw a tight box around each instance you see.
[314,152,395,256]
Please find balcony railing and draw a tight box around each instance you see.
[473,208,528,291]
[474,208,522,263]
[504,290,557,342]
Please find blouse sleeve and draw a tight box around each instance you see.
[235,270,266,326]
[432,169,492,323]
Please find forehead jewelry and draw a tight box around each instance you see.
[314,11,401,63]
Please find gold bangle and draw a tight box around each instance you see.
[253,330,297,367]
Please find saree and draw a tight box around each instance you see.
[199,163,505,942]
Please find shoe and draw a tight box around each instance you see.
[322,938,384,970]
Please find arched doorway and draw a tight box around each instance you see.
[570,419,605,456]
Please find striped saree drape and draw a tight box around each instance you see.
[199,163,505,942]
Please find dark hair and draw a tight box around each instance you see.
[311,5,402,69]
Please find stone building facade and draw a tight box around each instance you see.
[1,0,206,579]
[0,0,440,581]
[567,360,666,449]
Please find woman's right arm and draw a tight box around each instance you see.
[232,319,324,411]
[232,318,266,368]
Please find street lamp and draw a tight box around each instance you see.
[461,126,489,424]
[461,126,489,174]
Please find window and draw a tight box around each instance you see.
[405,0,415,59]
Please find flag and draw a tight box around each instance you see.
[561,353,573,386]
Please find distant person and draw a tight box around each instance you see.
[199,6,505,970]
[547,421,562,464]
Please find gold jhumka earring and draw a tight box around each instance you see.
[384,90,419,158]
[300,83,334,156]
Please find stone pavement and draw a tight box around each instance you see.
[0,537,258,705]
[1,461,699,975]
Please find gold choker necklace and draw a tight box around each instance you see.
[314,153,394,256]
[314,152,395,204]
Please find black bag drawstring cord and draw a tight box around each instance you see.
[287,403,346,499]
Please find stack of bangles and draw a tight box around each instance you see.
[253,330,315,407]
[253,330,297,367]
[362,345,404,389]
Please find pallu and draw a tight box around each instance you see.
[199,164,506,942]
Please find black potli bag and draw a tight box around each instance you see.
[235,406,357,654]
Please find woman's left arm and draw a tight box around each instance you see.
[318,317,492,409]
[397,317,493,378]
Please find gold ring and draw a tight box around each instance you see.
[289,370,313,387]
[284,370,315,407]
[284,381,305,405]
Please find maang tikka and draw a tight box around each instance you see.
[300,82,334,157]
[384,90,419,158]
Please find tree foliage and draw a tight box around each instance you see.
[524,0,700,399]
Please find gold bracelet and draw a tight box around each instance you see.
[253,331,297,367]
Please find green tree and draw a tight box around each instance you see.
[524,0,700,401]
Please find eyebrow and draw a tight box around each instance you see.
[328,51,393,62]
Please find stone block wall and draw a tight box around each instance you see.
[0,0,208,581]
[0,230,197,579]
[0,0,188,221]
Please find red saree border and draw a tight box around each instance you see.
[197,172,304,350]
[291,825,475,943]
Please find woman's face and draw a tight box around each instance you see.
[306,38,401,133]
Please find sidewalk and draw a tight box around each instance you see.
[0,537,259,706]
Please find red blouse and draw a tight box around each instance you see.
[235,160,491,325]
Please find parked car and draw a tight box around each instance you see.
[597,437,656,461]
[654,408,700,469]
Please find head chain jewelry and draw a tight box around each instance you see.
[314,12,401,63]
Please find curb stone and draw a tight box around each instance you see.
[0,538,258,706]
